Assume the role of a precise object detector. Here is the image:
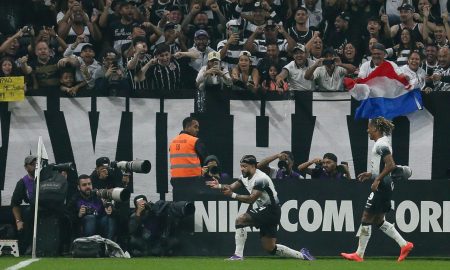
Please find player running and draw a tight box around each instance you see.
[207,154,315,261]
[341,117,414,262]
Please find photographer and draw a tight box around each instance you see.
[90,157,130,245]
[257,151,302,180]
[128,194,195,256]
[66,174,116,240]
[298,153,351,181]
[128,195,154,256]
[91,157,128,190]
[10,155,37,254]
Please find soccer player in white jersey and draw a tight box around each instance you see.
[207,154,315,261]
[341,117,414,262]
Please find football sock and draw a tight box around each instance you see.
[356,224,372,258]
[274,244,304,259]
[379,220,407,247]
[234,228,247,257]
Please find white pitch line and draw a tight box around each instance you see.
[6,258,40,270]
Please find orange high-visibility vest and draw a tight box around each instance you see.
[169,133,202,178]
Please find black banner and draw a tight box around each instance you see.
[182,179,450,257]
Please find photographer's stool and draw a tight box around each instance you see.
[0,239,19,257]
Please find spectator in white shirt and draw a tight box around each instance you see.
[304,47,354,91]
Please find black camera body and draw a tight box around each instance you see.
[206,165,220,175]
[323,59,335,65]
[278,160,289,171]
[48,162,75,172]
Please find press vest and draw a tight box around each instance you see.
[169,133,201,178]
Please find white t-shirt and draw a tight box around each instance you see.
[283,59,316,91]
[399,65,426,90]
[238,169,279,208]
[312,66,347,91]
[359,60,401,78]
[370,136,392,176]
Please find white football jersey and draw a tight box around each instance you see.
[370,136,392,176]
[238,169,279,207]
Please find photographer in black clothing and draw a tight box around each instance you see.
[10,155,37,254]
[128,195,195,257]
[90,157,130,246]
[257,151,302,180]
[298,153,351,180]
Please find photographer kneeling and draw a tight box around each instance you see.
[66,175,116,240]
[128,195,195,256]
[257,151,302,180]
[298,153,351,180]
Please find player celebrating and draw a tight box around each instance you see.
[207,154,315,261]
[341,117,414,262]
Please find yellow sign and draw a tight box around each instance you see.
[0,76,25,102]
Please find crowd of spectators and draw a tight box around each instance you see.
[0,0,449,97]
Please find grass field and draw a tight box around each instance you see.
[1,257,450,270]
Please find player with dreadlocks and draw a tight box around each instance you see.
[341,117,414,262]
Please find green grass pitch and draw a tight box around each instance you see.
[1,257,450,270]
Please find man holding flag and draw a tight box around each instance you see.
[345,43,423,120]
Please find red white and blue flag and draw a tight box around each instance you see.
[344,61,422,120]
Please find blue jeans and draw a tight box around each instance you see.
[81,214,116,240]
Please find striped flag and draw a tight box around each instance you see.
[344,61,423,120]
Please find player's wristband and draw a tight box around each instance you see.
[231,193,237,199]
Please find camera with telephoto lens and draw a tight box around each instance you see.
[48,162,75,172]
[93,188,130,202]
[110,160,151,174]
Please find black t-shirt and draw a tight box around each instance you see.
[109,19,135,51]
[28,57,60,88]
[11,177,33,207]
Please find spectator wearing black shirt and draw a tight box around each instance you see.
[137,43,199,94]
[288,7,318,45]
[324,12,356,56]
[298,153,351,180]
[390,3,427,45]
[20,40,60,94]
[108,1,138,53]
[127,36,152,95]
[361,16,393,57]
[257,42,288,82]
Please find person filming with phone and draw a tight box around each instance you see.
[298,153,351,180]
[304,47,355,91]
[196,51,232,90]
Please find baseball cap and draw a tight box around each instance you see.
[265,20,276,29]
[195,29,209,38]
[81,43,95,51]
[322,47,335,57]
[208,51,220,61]
[372,42,387,54]
[204,155,220,166]
[164,22,177,32]
[24,155,37,165]
[226,19,241,29]
[254,1,264,10]
[96,157,110,167]
[239,50,252,57]
[398,3,414,12]
[338,12,350,22]
[240,155,258,165]
[133,195,148,207]
[323,153,338,163]
[293,43,306,52]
